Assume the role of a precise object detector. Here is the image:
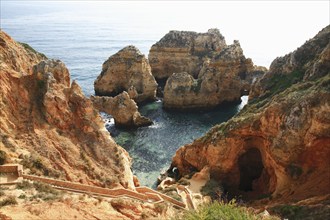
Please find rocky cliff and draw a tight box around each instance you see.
[149,29,226,80]
[91,92,152,128]
[0,31,135,189]
[162,38,263,110]
[169,25,330,213]
[94,45,158,103]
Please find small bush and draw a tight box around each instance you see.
[191,79,203,93]
[176,200,278,220]
[201,179,223,200]
[33,182,59,195]
[18,42,47,59]
[0,189,5,197]
[170,193,182,202]
[154,203,167,213]
[271,204,304,220]
[18,194,26,199]
[32,181,63,201]
[16,180,33,189]
[178,178,191,186]
[0,150,7,165]
[21,155,61,178]
[162,186,177,193]
[0,195,18,207]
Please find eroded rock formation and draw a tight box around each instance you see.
[94,45,158,103]
[0,31,135,189]
[169,25,330,209]
[91,92,152,128]
[149,29,226,79]
[162,39,263,110]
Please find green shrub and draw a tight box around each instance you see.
[16,180,33,189]
[0,195,18,207]
[18,42,47,59]
[191,79,203,93]
[162,186,177,193]
[0,189,5,197]
[176,200,278,220]
[21,155,61,178]
[33,181,59,195]
[154,203,167,213]
[18,194,26,199]
[270,205,304,220]
[32,181,63,201]
[200,179,223,200]
[170,193,182,202]
[0,150,7,165]
[265,70,304,98]
[178,178,191,186]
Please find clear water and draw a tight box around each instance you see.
[105,97,248,187]
[1,2,248,187]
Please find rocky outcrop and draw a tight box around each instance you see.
[94,45,158,103]
[250,25,330,99]
[91,92,152,128]
[149,29,226,80]
[163,40,261,110]
[0,31,135,189]
[169,25,330,208]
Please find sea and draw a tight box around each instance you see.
[1,1,248,187]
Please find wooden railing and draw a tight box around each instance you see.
[136,186,186,208]
[22,174,186,209]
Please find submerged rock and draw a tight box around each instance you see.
[169,26,330,210]
[91,92,152,128]
[94,45,158,103]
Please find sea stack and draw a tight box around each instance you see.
[91,92,153,128]
[152,29,264,110]
[94,45,158,103]
[149,28,226,80]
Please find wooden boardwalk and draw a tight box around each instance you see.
[0,164,188,209]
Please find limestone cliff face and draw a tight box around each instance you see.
[250,26,330,99]
[94,45,158,103]
[163,40,260,110]
[0,31,135,189]
[91,92,152,128]
[149,29,226,80]
[170,26,330,205]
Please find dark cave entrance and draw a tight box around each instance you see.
[238,148,264,192]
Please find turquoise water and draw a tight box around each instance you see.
[106,98,248,187]
[2,1,248,187]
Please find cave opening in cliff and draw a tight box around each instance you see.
[238,148,264,192]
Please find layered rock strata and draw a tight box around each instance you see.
[149,28,226,80]
[91,92,152,128]
[163,40,262,110]
[94,45,158,103]
[169,25,330,207]
[0,31,135,189]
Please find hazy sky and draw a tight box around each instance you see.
[1,1,329,68]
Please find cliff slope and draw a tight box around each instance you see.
[0,31,135,189]
[170,26,330,215]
